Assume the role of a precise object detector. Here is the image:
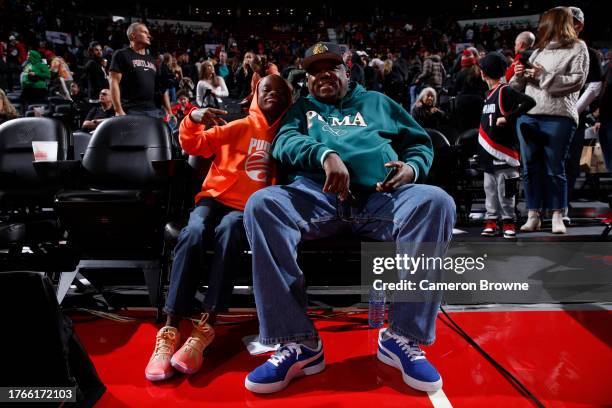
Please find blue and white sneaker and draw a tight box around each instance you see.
[245,340,325,393]
[377,328,442,392]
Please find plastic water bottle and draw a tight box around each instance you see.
[368,288,386,328]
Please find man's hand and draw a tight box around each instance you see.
[322,153,350,200]
[189,108,228,127]
[594,122,601,133]
[514,63,525,77]
[496,117,507,127]
[376,161,415,192]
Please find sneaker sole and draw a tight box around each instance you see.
[170,356,201,375]
[145,370,174,382]
[244,352,325,394]
[480,231,497,236]
[377,347,442,392]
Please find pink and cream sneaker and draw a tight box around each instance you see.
[145,326,180,381]
[171,313,215,374]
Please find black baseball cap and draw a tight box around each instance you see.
[302,42,344,72]
[479,51,508,79]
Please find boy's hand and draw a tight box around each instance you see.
[496,117,507,127]
[376,161,414,192]
[190,108,228,126]
[322,153,350,201]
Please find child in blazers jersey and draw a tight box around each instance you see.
[478,52,535,239]
[145,75,292,381]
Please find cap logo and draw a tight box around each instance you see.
[313,43,328,55]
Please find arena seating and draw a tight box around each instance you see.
[0,118,69,262]
[52,116,176,316]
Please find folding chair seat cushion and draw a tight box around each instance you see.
[0,222,26,245]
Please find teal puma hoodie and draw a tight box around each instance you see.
[273,84,433,192]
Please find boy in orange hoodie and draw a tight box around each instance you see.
[145,75,292,382]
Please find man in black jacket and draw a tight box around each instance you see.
[82,42,108,99]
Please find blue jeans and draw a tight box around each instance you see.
[409,85,420,110]
[244,177,456,345]
[565,125,586,203]
[517,115,576,211]
[164,198,245,316]
[600,119,612,171]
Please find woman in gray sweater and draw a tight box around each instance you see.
[511,6,589,234]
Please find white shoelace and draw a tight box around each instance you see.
[388,332,426,361]
[269,343,302,367]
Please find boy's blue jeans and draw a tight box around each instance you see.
[164,197,245,317]
[244,177,456,345]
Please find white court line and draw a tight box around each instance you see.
[428,389,453,408]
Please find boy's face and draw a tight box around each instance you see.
[257,75,289,122]
[178,96,188,107]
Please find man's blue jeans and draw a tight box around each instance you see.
[244,177,456,346]
[164,198,245,316]
[517,115,576,211]
[600,119,612,171]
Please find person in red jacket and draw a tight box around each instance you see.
[170,90,196,125]
[505,31,535,82]
[145,74,292,382]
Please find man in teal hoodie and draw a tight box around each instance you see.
[20,50,50,107]
[244,43,456,394]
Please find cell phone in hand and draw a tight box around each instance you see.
[518,56,531,68]
[381,167,398,185]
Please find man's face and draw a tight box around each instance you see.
[307,60,349,104]
[514,39,524,54]
[219,52,227,63]
[342,50,352,64]
[70,83,79,95]
[99,90,110,104]
[93,46,103,58]
[131,25,151,47]
[573,21,584,35]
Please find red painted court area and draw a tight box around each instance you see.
[74,309,612,407]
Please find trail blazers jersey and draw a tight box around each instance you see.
[478,83,536,172]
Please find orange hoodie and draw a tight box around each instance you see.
[179,76,292,211]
